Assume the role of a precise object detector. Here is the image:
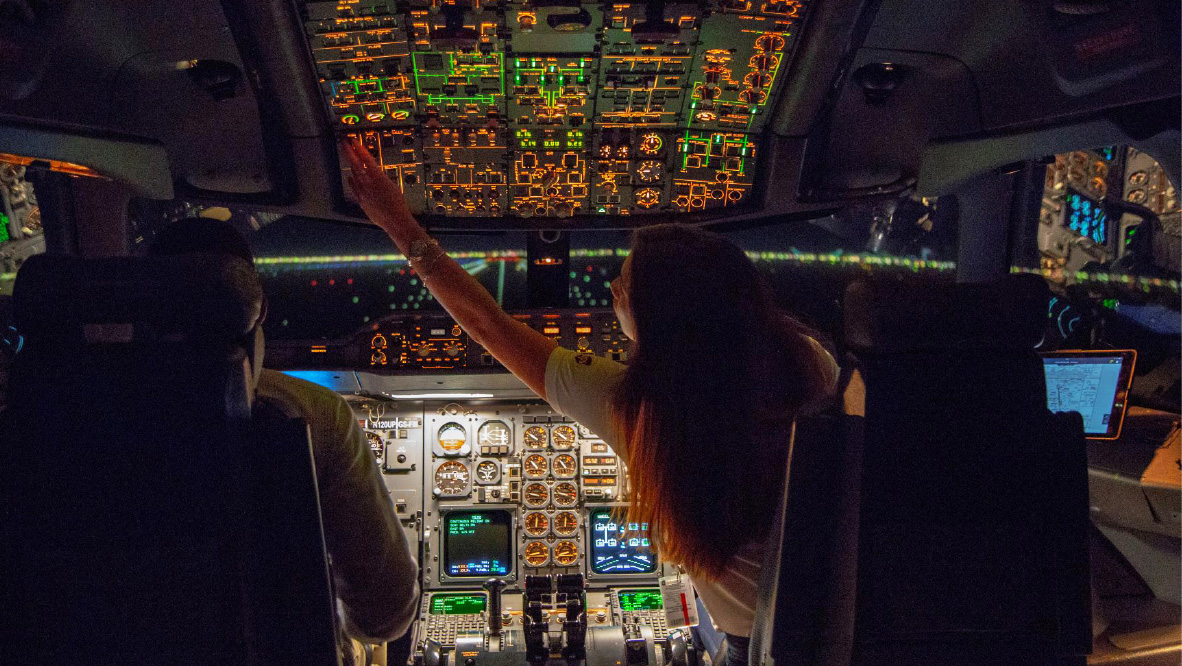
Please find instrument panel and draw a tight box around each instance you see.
[350,397,655,586]
[301,0,809,220]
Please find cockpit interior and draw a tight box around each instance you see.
[0,1,1179,665]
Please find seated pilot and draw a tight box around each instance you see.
[149,219,421,643]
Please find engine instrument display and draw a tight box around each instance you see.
[553,481,579,507]
[553,511,580,537]
[552,454,577,479]
[443,510,513,577]
[523,453,549,478]
[523,482,550,508]
[523,425,548,449]
[553,540,579,566]
[551,425,576,450]
[523,511,549,537]
[590,508,657,574]
[430,593,487,615]
[303,0,810,221]
[523,541,550,567]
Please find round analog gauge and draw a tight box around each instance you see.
[523,511,550,537]
[475,460,501,485]
[551,425,576,450]
[523,482,550,508]
[552,481,578,507]
[553,511,579,537]
[552,454,577,479]
[478,421,511,449]
[553,540,579,566]
[523,425,548,450]
[523,541,550,567]
[638,133,662,155]
[366,431,384,461]
[635,161,664,184]
[598,144,613,159]
[433,461,470,497]
[523,453,549,479]
[634,188,660,209]
[437,423,468,455]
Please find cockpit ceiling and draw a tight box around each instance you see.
[0,1,1176,229]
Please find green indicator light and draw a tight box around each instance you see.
[583,275,591,283]
[352,296,360,304]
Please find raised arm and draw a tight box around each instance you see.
[342,139,556,399]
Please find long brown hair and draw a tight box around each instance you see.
[611,224,831,580]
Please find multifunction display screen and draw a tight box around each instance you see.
[589,508,657,574]
[430,593,487,615]
[443,510,512,576]
[618,588,663,611]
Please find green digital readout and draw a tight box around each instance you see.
[430,593,487,615]
[618,589,663,611]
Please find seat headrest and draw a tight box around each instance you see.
[843,274,1048,353]
[13,254,264,348]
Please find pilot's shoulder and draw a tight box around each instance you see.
[256,368,352,421]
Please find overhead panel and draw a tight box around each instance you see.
[301,0,808,221]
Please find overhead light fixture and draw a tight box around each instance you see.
[383,392,495,400]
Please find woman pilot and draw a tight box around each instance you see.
[344,139,837,666]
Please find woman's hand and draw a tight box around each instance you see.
[341,138,417,236]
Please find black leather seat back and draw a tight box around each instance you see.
[0,254,339,665]
[841,275,1090,666]
[759,274,1090,666]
